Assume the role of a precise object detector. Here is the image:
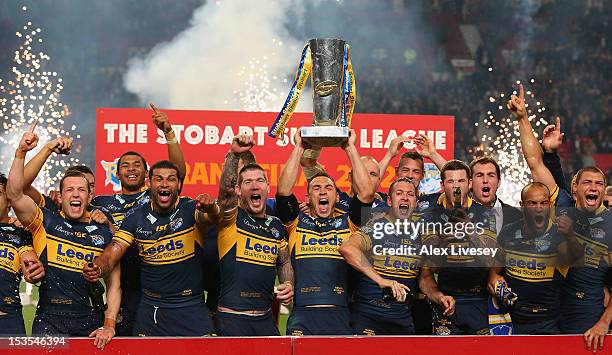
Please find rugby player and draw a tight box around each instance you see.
[470,157,522,233]
[511,88,612,349]
[0,172,45,335]
[276,130,375,335]
[83,160,220,336]
[340,177,455,335]
[212,134,293,336]
[8,129,120,349]
[418,160,497,335]
[489,182,581,334]
[89,103,187,335]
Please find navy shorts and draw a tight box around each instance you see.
[0,311,26,336]
[215,310,279,336]
[133,302,214,336]
[433,298,488,335]
[32,311,103,336]
[512,315,560,335]
[561,306,603,334]
[351,311,415,335]
[287,306,351,336]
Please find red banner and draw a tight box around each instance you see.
[0,335,601,355]
[95,108,454,197]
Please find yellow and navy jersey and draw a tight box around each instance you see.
[0,222,33,314]
[113,197,207,307]
[25,207,113,315]
[550,185,574,209]
[562,206,612,308]
[498,219,565,319]
[34,192,60,214]
[353,213,422,319]
[421,195,497,298]
[217,207,287,311]
[276,193,371,307]
[91,188,151,228]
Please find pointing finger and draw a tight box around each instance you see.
[28,120,38,133]
[555,116,561,131]
[149,102,160,113]
[519,84,524,101]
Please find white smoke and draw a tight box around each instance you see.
[123,0,311,112]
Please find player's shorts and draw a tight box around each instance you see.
[512,315,560,335]
[560,305,602,334]
[351,311,415,335]
[133,301,214,336]
[32,311,103,336]
[287,306,351,336]
[214,310,279,336]
[433,297,488,335]
[0,311,26,336]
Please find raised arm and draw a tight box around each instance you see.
[195,193,222,226]
[7,128,41,227]
[300,147,325,180]
[414,134,447,171]
[541,117,567,190]
[150,103,187,180]
[277,131,306,197]
[509,84,556,193]
[217,135,255,210]
[378,136,410,178]
[22,136,72,204]
[343,129,375,203]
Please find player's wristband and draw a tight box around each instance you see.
[104,318,116,329]
[301,148,321,160]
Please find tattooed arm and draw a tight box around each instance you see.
[275,246,294,305]
[217,135,255,211]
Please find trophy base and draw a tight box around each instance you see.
[301,126,349,147]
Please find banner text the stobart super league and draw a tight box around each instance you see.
[95,108,454,198]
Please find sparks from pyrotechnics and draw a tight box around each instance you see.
[0,5,80,192]
[476,79,550,206]
[228,39,288,112]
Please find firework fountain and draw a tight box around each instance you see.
[0,5,80,192]
[477,79,551,206]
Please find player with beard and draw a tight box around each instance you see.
[470,157,522,234]
[90,103,186,336]
[510,87,612,349]
[212,135,294,336]
[489,182,580,334]
[8,129,120,349]
[83,160,220,336]
[339,177,455,335]
[419,160,497,335]
[559,167,612,349]
[276,130,375,335]
[0,172,46,335]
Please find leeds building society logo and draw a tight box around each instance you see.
[101,158,121,192]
